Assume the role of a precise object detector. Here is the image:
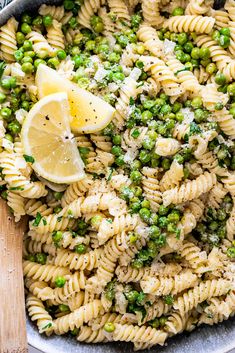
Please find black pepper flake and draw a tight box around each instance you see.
[45,115,50,120]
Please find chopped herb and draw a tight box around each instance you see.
[107,167,114,182]
[175,67,190,75]
[9,186,24,191]
[33,212,42,227]
[189,122,202,136]
[106,218,113,223]
[57,216,62,222]
[129,97,135,106]
[137,81,144,88]
[42,218,47,225]
[23,155,35,163]
[131,128,140,139]
[0,61,6,80]
[41,322,52,331]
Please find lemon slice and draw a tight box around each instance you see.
[21,92,85,184]
[36,64,115,134]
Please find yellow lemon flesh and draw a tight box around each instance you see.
[21,92,85,184]
[36,64,115,134]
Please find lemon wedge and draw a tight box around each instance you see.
[36,64,115,134]
[21,92,85,184]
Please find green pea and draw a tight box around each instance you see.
[112,134,121,145]
[117,34,129,48]
[217,209,227,221]
[74,244,87,254]
[217,148,228,160]
[227,83,235,96]
[199,48,210,60]
[219,34,230,48]
[52,230,63,243]
[14,50,24,62]
[111,145,122,156]
[158,216,169,228]
[21,100,29,111]
[160,104,172,115]
[191,59,199,68]
[63,0,74,10]
[184,41,194,53]
[8,120,21,135]
[104,322,115,332]
[48,57,60,68]
[209,221,218,231]
[73,55,83,68]
[55,276,66,288]
[85,40,96,51]
[220,27,230,36]
[108,52,120,63]
[21,62,34,73]
[32,16,43,26]
[191,48,201,60]
[143,99,156,110]
[158,205,169,216]
[27,254,36,262]
[191,96,202,109]
[23,40,33,51]
[174,44,183,52]
[161,158,171,170]
[21,13,32,24]
[175,112,184,122]
[175,50,184,62]
[21,23,31,34]
[0,92,6,103]
[229,106,235,117]
[170,33,178,42]
[130,170,142,184]
[24,51,35,58]
[149,225,160,239]
[57,49,66,60]
[194,108,207,123]
[16,32,25,45]
[129,232,139,243]
[4,134,13,142]
[172,7,184,16]
[139,207,151,222]
[142,136,155,150]
[1,77,17,90]
[112,72,125,82]
[115,155,125,166]
[227,246,235,258]
[178,33,188,46]
[139,149,151,164]
[168,212,180,223]
[141,199,150,209]
[125,290,139,303]
[130,160,141,172]
[206,62,217,74]
[43,15,53,27]
[35,253,47,265]
[172,102,182,113]
[212,30,220,41]
[22,56,33,64]
[164,31,171,40]
[215,73,226,85]
[185,62,193,71]
[113,44,122,54]
[59,304,69,312]
[34,59,46,69]
[68,17,77,29]
[0,107,12,120]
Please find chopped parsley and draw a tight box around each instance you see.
[33,212,42,227]
[23,155,35,164]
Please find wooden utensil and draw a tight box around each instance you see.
[0,198,28,353]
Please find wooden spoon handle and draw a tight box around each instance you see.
[0,199,28,353]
